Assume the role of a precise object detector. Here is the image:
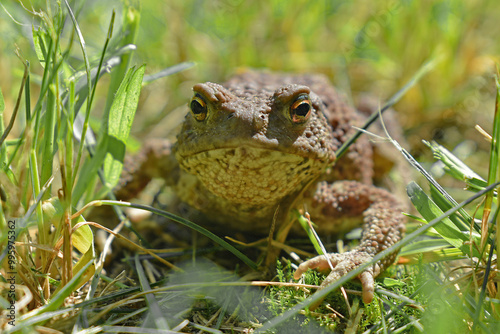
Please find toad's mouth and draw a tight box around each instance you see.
[177,146,324,205]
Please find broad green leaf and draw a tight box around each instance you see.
[72,221,94,254]
[42,197,95,254]
[72,65,145,202]
[429,183,471,231]
[407,182,480,258]
[103,64,145,189]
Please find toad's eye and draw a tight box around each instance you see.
[289,95,311,124]
[190,95,208,121]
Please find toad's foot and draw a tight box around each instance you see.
[293,250,382,304]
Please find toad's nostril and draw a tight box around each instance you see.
[252,112,266,132]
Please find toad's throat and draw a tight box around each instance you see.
[178,146,323,205]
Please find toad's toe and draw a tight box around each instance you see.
[294,250,381,305]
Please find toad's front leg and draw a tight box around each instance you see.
[294,181,406,303]
[115,139,179,200]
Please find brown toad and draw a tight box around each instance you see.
[119,71,406,304]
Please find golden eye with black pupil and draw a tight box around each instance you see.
[289,95,311,123]
[190,95,208,121]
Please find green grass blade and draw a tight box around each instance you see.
[0,52,29,151]
[64,0,96,191]
[400,239,466,262]
[0,86,7,171]
[400,238,459,256]
[0,86,4,114]
[40,84,56,199]
[296,211,324,255]
[494,72,500,302]
[143,62,196,83]
[72,140,107,204]
[486,75,500,192]
[473,231,497,331]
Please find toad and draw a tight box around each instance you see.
[118,71,406,304]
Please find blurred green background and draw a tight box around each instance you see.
[1,0,499,163]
